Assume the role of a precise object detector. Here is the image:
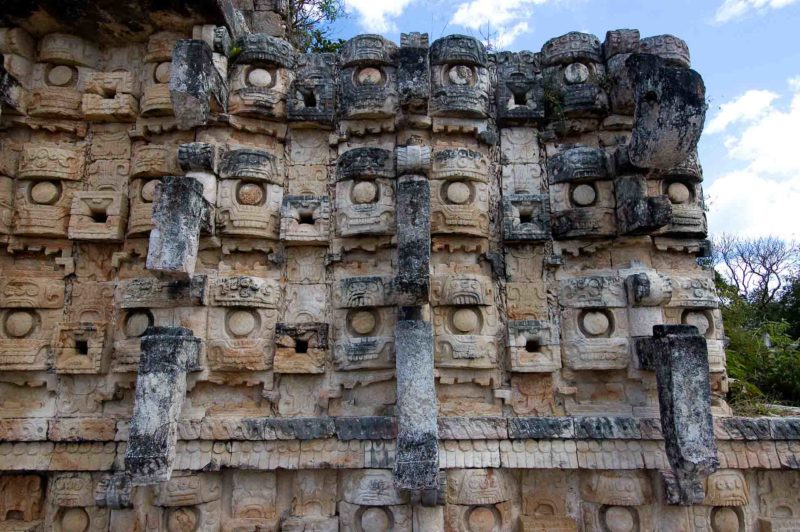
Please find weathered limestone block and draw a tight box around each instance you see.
[0,175,13,234]
[507,319,561,372]
[502,194,550,242]
[170,39,227,128]
[274,322,328,373]
[394,319,439,498]
[54,281,114,374]
[0,272,65,371]
[396,145,431,177]
[95,472,133,509]
[288,53,335,124]
[496,51,545,124]
[224,471,278,530]
[639,325,718,504]
[13,178,81,237]
[335,147,396,237]
[27,34,99,120]
[339,34,399,119]
[333,275,395,370]
[548,145,616,239]
[0,58,28,115]
[145,176,211,278]
[445,469,518,531]
[219,147,282,184]
[627,53,706,170]
[580,470,653,530]
[430,34,490,117]
[399,32,430,113]
[541,32,609,119]
[651,154,708,237]
[615,174,672,235]
[229,33,295,119]
[206,275,278,371]
[125,326,201,485]
[0,475,44,525]
[82,69,139,122]
[68,190,129,241]
[431,273,498,368]
[280,195,331,244]
[395,175,431,305]
[141,32,183,117]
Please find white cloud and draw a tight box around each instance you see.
[706,78,800,239]
[344,0,416,33]
[450,0,553,48]
[707,170,800,238]
[705,89,778,134]
[713,0,799,24]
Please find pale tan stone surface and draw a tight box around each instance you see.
[0,15,795,531]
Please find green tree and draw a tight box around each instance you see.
[287,0,346,53]
[713,236,800,411]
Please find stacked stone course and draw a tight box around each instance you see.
[0,2,797,530]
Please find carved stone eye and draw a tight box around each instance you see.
[154,61,172,83]
[350,310,377,335]
[351,181,378,204]
[448,64,475,86]
[30,181,61,205]
[683,310,711,336]
[227,309,258,337]
[60,507,90,532]
[564,62,590,84]
[46,64,76,87]
[5,310,35,338]
[125,310,152,338]
[580,309,612,337]
[445,181,471,205]
[602,506,636,532]
[357,67,383,85]
[452,307,480,334]
[247,67,273,88]
[360,507,391,530]
[141,180,158,202]
[237,182,264,205]
[571,183,596,206]
[467,506,498,532]
[666,182,691,204]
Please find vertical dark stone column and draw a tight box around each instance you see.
[395,175,430,306]
[170,39,227,129]
[398,33,430,114]
[146,176,211,279]
[125,327,201,485]
[639,324,719,504]
[394,320,439,497]
[393,174,439,502]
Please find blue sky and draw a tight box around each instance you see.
[330,0,800,239]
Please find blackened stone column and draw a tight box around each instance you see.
[125,326,201,485]
[393,173,439,502]
[639,324,719,504]
[394,319,438,498]
[146,176,211,279]
[170,39,227,129]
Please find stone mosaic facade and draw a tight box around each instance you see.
[0,2,798,530]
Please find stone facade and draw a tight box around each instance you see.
[0,3,797,531]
